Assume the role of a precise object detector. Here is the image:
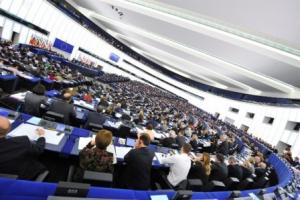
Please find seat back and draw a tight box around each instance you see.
[44,111,64,123]
[83,170,113,187]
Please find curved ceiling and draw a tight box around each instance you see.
[67,0,300,98]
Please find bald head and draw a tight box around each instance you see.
[63,92,72,101]
[0,117,11,137]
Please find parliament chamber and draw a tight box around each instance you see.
[0,0,300,200]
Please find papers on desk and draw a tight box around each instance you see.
[8,123,64,145]
[19,73,33,80]
[10,91,28,102]
[115,146,132,159]
[78,136,94,150]
[104,120,122,129]
[155,152,166,164]
[154,132,167,139]
[199,139,211,147]
[73,100,95,110]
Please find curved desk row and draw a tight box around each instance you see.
[0,107,296,199]
[19,44,104,77]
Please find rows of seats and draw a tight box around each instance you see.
[0,40,298,200]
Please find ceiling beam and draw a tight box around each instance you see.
[116,33,262,94]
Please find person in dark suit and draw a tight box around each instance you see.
[24,83,47,117]
[160,130,177,148]
[209,153,228,182]
[188,152,211,185]
[255,162,267,177]
[227,156,243,181]
[176,129,186,148]
[241,160,253,180]
[124,133,155,190]
[84,111,107,129]
[216,134,229,156]
[0,117,46,180]
[49,92,76,125]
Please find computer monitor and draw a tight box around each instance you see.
[56,124,66,132]
[126,138,136,147]
[150,194,169,200]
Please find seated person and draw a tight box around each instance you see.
[138,122,155,141]
[83,92,93,103]
[283,146,293,164]
[184,121,194,138]
[216,134,229,156]
[98,96,109,109]
[255,161,267,177]
[228,136,239,155]
[160,130,177,148]
[75,129,114,180]
[84,111,108,129]
[0,117,46,180]
[24,83,47,117]
[190,133,200,150]
[124,133,155,190]
[241,160,253,180]
[227,156,243,181]
[176,129,186,148]
[161,143,192,187]
[189,152,211,185]
[209,153,228,182]
[48,92,76,124]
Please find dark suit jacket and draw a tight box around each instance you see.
[210,162,228,181]
[176,136,186,148]
[228,164,243,180]
[85,112,107,128]
[24,93,47,117]
[161,137,176,148]
[241,166,252,180]
[124,147,154,190]
[216,141,229,156]
[190,139,199,150]
[0,136,46,180]
[49,99,76,125]
[255,167,267,177]
[188,162,209,185]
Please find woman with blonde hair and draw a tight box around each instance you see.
[188,152,211,185]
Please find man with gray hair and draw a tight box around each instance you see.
[0,116,47,180]
[227,156,243,181]
[216,134,229,156]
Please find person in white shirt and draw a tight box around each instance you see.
[161,143,192,187]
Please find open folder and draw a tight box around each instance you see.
[7,123,64,145]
